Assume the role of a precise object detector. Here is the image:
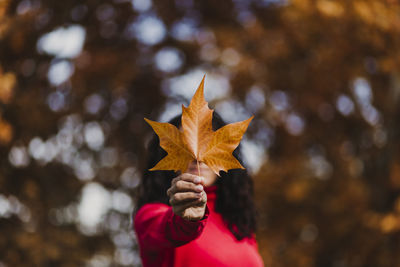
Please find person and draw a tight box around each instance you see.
[133,112,264,267]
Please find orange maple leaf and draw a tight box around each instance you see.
[144,75,253,176]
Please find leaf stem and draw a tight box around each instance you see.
[197,160,201,177]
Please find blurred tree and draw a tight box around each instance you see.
[0,0,400,266]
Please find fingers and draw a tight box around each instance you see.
[169,191,204,206]
[168,173,205,197]
[172,173,204,186]
[168,173,208,221]
[167,180,203,196]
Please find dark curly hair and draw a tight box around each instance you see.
[135,112,257,241]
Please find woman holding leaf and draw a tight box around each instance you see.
[133,77,264,267]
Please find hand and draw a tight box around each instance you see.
[167,173,207,221]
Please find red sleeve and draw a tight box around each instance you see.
[134,203,209,249]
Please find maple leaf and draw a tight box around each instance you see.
[201,116,253,175]
[143,118,193,173]
[181,75,214,160]
[144,75,253,176]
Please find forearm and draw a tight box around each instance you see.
[166,205,209,246]
[134,203,209,249]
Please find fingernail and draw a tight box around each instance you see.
[194,177,201,183]
[196,185,203,192]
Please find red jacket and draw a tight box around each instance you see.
[134,185,264,267]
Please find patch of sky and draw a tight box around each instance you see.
[221,48,241,67]
[111,190,132,213]
[309,154,333,180]
[131,0,152,12]
[8,145,30,167]
[352,77,372,106]
[37,25,86,58]
[157,101,182,122]
[16,0,40,15]
[125,15,166,45]
[162,69,231,102]
[240,138,267,174]
[112,230,135,247]
[86,254,112,267]
[154,47,185,73]
[100,147,119,168]
[47,91,67,112]
[199,43,220,62]
[195,28,216,44]
[85,94,105,115]
[245,85,266,113]
[110,98,128,121]
[215,99,252,123]
[0,194,11,218]
[361,105,381,126]
[336,94,354,116]
[253,120,274,149]
[352,77,381,126]
[120,167,140,188]
[115,248,139,265]
[78,182,111,232]
[269,90,290,111]
[170,18,198,41]
[285,112,305,136]
[47,60,74,86]
[0,194,31,223]
[73,154,97,181]
[84,121,105,151]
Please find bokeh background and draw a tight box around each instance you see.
[1,0,400,266]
